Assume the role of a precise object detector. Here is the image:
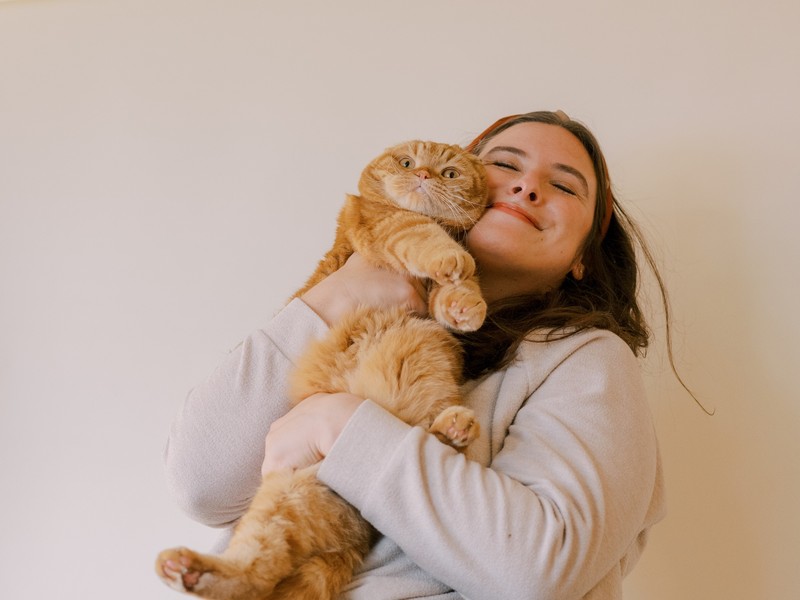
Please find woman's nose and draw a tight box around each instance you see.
[511,180,538,202]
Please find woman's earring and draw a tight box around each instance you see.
[572,263,585,280]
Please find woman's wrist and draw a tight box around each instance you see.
[317,393,364,456]
[300,254,428,328]
[300,276,356,327]
[261,392,364,475]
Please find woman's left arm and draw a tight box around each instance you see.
[311,332,663,600]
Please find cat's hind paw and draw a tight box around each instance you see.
[430,406,480,449]
[156,547,210,594]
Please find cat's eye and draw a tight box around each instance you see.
[399,157,415,169]
[442,168,460,179]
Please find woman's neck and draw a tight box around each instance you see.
[478,268,556,305]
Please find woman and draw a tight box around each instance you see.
[163,111,666,599]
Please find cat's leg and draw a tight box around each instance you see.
[156,546,270,600]
[429,405,480,450]
[155,470,325,599]
[256,471,373,600]
[397,234,477,287]
[267,543,373,600]
[428,279,487,332]
[350,212,477,286]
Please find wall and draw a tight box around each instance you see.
[1,1,798,598]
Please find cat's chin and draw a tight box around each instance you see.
[396,190,431,212]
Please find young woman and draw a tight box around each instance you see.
[163,111,665,599]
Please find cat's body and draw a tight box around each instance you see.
[156,141,489,599]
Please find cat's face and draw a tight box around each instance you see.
[358,141,488,230]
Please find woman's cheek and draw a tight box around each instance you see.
[466,212,520,264]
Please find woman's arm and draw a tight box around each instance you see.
[315,332,662,600]
[164,254,426,527]
[301,253,428,326]
[163,299,329,527]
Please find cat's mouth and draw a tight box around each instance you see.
[412,179,430,193]
[406,185,430,202]
[406,191,433,213]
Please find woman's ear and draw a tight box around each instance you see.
[571,262,585,280]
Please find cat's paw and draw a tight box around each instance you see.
[429,282,487,332]
[427,251,476,286]
[156,547,210,593]
[430,406,480,449]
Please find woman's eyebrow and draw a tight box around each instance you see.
[484,145,527,157]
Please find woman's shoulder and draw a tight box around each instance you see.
[508,327,651,429]
[515,327,636,374]
[469,328,639,410]
[466,328,653,470]
[492,328,643,410]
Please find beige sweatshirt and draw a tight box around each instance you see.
[164,299,665,600]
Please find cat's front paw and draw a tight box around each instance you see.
[427,251,476,286]
[430,406,480,449]
[156,547,210,594]
[429,282,487,332]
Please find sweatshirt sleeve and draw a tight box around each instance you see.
[163,298,328,528]
[316,332,661,600]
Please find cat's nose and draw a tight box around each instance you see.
[415,169,430,180]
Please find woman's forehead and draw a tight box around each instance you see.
[485,123,584,156]
[483,123,597,189]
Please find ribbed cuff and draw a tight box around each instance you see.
[317,400,412,509]
[262,298,329,364]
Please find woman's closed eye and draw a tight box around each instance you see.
[552,182,577,195]
[487,160,518,171]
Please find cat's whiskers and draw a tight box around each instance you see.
[437,191,481,228]
[427,185,464,221]
[444,187,486,220]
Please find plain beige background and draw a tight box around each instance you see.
[1,0,798,599]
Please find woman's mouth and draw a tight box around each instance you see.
[490,202,541,229]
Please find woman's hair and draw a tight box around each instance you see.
[459,111,687,396]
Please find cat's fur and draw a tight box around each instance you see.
[156,140,489,599]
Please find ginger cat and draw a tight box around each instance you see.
[156,140,489,599]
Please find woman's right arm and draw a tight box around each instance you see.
[163,299,329,528]
[163,254,427,528]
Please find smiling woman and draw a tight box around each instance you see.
[466,121,598,301]
[455,111,660,381]
[163,110,670,600]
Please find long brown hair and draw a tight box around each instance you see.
[458,111,707,411]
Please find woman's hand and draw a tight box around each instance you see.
[301,253,428,327]
[261,392,364,476]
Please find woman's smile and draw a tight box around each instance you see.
[489,202,542,229]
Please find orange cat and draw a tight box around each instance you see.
[156,140,489,599]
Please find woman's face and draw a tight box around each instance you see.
[466,122,597,300]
